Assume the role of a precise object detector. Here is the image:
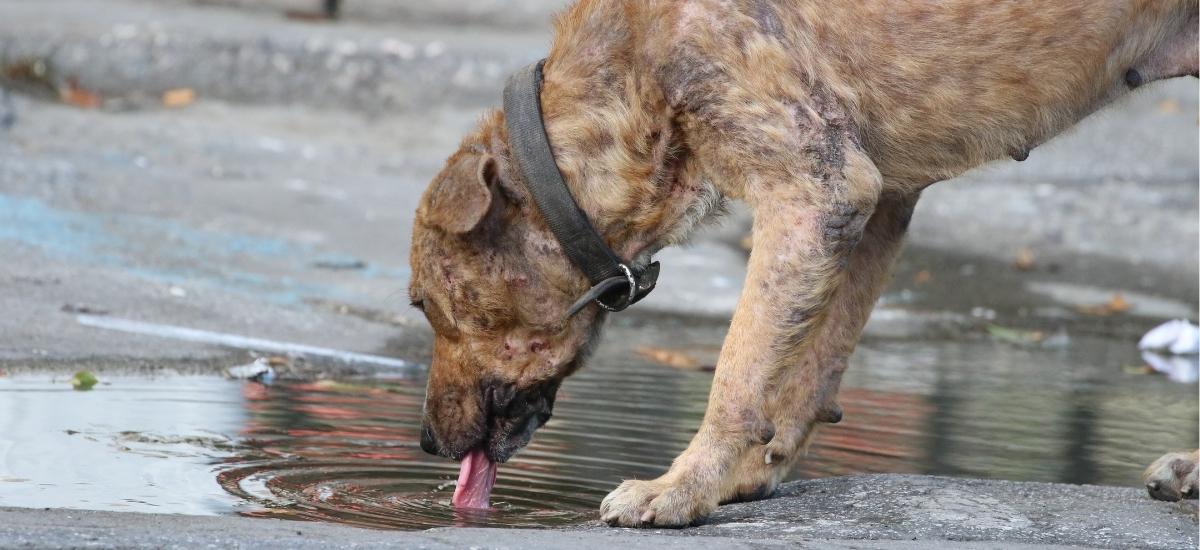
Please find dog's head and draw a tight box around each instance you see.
[409,114,602,463]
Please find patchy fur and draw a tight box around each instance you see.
[410,0,1200,527]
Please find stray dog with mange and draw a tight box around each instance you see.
[408,0,1199,526]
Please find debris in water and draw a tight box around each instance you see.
[1139,319,1200,355]
[1075,293,1131,316]
[226,358,276,384]
[70,371,98,391]
[985,324,1070,349]
[912,269,932,285]
[1137,319,1199,383]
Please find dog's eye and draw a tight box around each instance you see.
[409,299,425,311]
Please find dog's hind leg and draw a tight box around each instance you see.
[722,192,919,503]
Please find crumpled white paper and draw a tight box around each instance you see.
[1138,319,1199,383]
[226,357,276,384]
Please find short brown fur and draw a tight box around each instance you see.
[410,0,1199,526]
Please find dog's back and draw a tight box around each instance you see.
[723,0,1200,185]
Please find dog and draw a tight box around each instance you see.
[408,0,1199,527]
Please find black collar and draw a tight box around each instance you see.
[502,59,659,317]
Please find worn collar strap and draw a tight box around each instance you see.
[502,59,659,317]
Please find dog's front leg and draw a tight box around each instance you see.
[601,90,882,526]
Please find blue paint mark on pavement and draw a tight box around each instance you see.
[0,193,409,305]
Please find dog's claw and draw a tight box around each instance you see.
[640,510,656,524]
[764,451,773,465]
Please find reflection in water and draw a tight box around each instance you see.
[212,330,1198,530]
[0,324,1194,530]
[218,380,597,528]
[1061,392,1100,485]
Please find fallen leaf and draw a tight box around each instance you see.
[70,370,98,391]
[60,79,101,109]
[1157,98,1181,113]
[637,346,701,370]
[1013,248,1036,271]
[1076,293,1131,316]
[1122,364,1156,375]
[913,270,932,285]
[162,88,195,108]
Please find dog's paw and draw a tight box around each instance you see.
[599,476,717,528]
[1143,450,1199,501]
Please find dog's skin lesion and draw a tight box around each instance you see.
[410,0,1200,528]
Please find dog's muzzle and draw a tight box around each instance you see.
[419,378,562,463]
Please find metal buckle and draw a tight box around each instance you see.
[597,264,638,312]
[565,263,651,317]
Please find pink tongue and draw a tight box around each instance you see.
[451,448,497,509]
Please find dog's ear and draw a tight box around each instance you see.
[422,152,499,234]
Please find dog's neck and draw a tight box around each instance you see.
[487,4,720,266]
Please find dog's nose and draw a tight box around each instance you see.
[419,424,440,456]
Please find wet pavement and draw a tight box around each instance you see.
[0,0,1197,547]
[2,314,1196,530]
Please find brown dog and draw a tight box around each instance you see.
[409,0,1200,527]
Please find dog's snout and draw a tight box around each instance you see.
[419,424,440,456]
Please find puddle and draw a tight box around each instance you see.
[0,320,1196,530]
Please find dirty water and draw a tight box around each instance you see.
[0,317,1197,530]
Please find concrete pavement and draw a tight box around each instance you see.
[1,475,1195,549]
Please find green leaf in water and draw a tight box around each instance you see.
[70,370,98,391]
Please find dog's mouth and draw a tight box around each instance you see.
[432,378,564,509]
